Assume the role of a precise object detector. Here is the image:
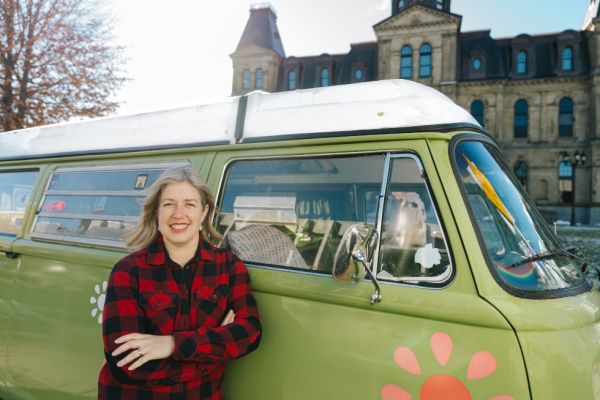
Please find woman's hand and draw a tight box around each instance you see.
[113,311,234,370]
[113,333,175,370]
[221,309,235,326]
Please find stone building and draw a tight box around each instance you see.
[231,0,600,225]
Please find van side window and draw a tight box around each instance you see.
[217,155,385,271]
[0,170,38,235]
[31,163,186,248]
[378,156,451,284]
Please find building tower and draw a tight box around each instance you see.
[230,3,285,95]
[392,0,451,15]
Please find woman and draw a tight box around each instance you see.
[98,166,261,399]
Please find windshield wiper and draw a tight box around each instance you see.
[507,248,582,269]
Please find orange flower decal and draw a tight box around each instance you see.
[381,332,514,400]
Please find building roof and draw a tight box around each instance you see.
[0,80,480,161]
[459,30,589,81]
[234,4,285,58]
[279,42,378,91]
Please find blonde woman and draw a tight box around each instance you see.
[98,166,261,399]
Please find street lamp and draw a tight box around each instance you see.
[562,150,587,226]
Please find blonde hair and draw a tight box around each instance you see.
[126,166,222,249]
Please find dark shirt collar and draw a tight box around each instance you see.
[146,233,215,266]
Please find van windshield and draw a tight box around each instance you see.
[454,140,587,293]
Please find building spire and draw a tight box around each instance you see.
[234,3,285,58]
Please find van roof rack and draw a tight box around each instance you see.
[0,79,481,161]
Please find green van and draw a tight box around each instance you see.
[0,79,598,400]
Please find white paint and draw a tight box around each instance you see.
[90,280,108,325]
[415,243,442,270]
[0,80,478,160]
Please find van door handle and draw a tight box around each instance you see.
[5,252,18,259]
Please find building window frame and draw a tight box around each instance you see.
[514,161,528,189]
[470,100,485,128]
[514,99,529,138]
[400,45,413,79]
[288,70,297,90]
[419,43,432,78]
[320,67,330,87]
[558,97,574,137]
[255,68,263,90]
[562,47,573,72]
[516,50,527,75]
[242,69,250,90]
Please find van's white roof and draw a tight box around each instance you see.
[0,79,480,161]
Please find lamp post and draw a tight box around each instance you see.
[563,150,587,226]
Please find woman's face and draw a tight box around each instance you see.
[158,181,209,248]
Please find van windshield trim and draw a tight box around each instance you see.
[449,134,591,299]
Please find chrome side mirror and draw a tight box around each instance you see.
[333,224,382,304]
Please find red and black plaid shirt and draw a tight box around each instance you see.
[98,234,261,400]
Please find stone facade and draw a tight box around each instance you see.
[231,1,600,224]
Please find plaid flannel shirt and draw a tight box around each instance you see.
[98,234,262,400]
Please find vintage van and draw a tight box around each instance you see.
[0,79,598,400]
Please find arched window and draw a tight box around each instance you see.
[419,43,432,78]
[288,70,297,90]
[516,50,527,74]
[514,99,528,138]
[320,68,330,87]
[400,45,412,79]
[559,97,574,137]
[514,161,528,189]
[242,69,250,90]
[397,0,405,10]
[562,47,573,72]
[255,68,263,89]
[470,100,484,127]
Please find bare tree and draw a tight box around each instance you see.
[0,0,126,131]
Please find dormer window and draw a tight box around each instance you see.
[288,70,297,90]
[472,58,482,71]
[562,47,573,72]
[320,68,330,87]
[516,50,527,75]
[353,68,364,81]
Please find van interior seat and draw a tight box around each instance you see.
[224,224,309,269]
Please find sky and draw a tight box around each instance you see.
[106,0,590,116]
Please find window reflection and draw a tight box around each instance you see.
[455,141,585,292]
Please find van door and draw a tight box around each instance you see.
[0,233,17,398]
[3,160,203,400]
[211,142,530,400]
[0,169,39,397]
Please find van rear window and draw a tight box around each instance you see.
[31,163,186,248]
[0,170,38,236]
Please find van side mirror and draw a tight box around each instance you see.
[333,224,382,304]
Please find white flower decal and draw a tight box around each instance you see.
[415,243,442,270]
[90,281,107,324]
